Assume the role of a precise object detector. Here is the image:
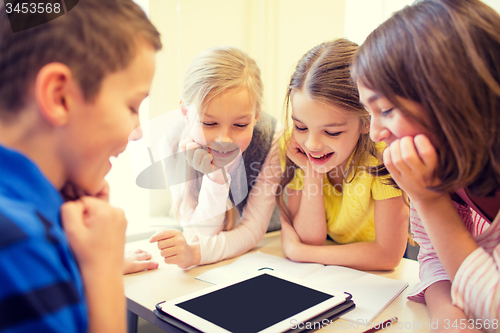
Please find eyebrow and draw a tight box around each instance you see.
[204,113,254,120]
[291,115,347,127]
[359,92,381,107]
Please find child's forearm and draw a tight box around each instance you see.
[292,176,327,245]
[425,281,482,333]
[411,195,479,281]
[81,266,126,333]
[290,239,404,270]
[180,174,230,236]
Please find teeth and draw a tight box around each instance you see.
[310,152,333,159]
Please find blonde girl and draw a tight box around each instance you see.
[150,46,281,268]
[277,39,409,270]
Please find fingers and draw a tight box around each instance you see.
[123,250,159,274]
[156,232,186,252]
[149,229,180,243]
[133,260,159,272]
[192,148,213,173]
[414,134,438,169]
[132,251,152,261]
[387,138,412,176]
[179,137,194,152]
[160,246,184,258]
[386,135,438,176]
[60,200,86,237]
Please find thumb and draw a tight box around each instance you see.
[60,200,86,236]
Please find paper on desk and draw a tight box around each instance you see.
[195,251,408,322]
[303,266,408,322]
[195,251,324,284]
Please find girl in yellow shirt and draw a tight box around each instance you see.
[276,39,409,270]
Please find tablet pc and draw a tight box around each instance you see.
[157,270,349,333]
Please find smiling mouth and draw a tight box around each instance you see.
[210,148,237,154]
[309,152,334,161]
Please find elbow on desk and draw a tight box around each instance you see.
[376,252,404,271]
[298,234,328,247]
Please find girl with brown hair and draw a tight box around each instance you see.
[354,0,500,330]
[276,38,409,270]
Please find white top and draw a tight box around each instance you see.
[408,201,500,332]
[173,131,282,265]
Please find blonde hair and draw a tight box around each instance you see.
[174,46,264,230]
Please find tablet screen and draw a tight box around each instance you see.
[175,273,333,333]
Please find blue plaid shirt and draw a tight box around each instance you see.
[0,144,87,332]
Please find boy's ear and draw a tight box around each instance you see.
[34,63,74,126]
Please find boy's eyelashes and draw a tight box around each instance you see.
[129,107,138,114]
[294,124,342,137]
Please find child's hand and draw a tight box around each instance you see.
[179,136,215,174]
[384,135,443,204]
[286,136,324,178]
[61,197,127,273]
[280,216,303,262]
[123,249,159,274]
[179,136,227,184]
[149,229,200,269]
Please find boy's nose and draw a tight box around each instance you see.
[129,126,143,142]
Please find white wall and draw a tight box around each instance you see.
[108,0,500,238]
[146,0,347,219]
[345,0,500,45]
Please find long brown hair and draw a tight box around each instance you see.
[276,38,392,223]
[352,0,500,197]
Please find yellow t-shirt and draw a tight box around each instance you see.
[280,140,402,244]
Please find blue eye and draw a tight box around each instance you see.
[326,131,342,137]
[294,124,307,131]
[382,108,394,116]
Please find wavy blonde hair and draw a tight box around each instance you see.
[173,46,264,230]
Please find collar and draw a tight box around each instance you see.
[0,144,63,223]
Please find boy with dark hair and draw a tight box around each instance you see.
[0,0,161,331]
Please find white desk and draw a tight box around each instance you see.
[124,232,430,332]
